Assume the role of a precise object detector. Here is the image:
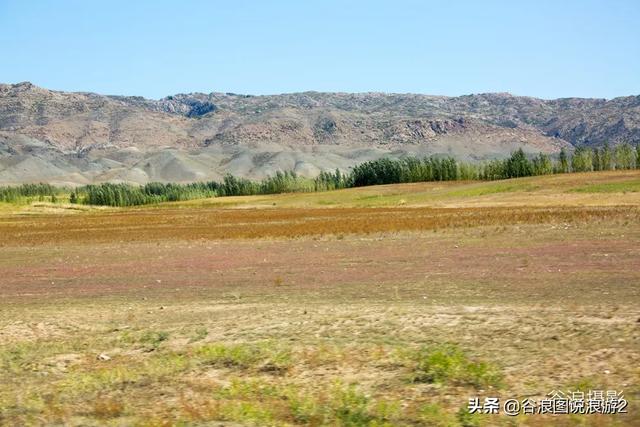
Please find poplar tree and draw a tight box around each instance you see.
[601,143,613,170]
[558,148,569,173]
[615,143,634,170]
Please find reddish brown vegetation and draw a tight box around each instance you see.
[1,205,638,245]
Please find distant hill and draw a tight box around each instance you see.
[1,82,638,185]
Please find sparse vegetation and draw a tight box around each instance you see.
[419,403,459,427]
[0,171,638,425]
[189,327,208,342]
[456,406,483,427]
[407,344,502,388]
[196,342,291,373]
[139,330,170,350]
[3,146,636,207]
[2,147,637,208]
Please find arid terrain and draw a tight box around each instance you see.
[2,82,639,185]
[0,170,639,426]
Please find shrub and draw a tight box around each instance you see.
[456,406,482,427]
[139,331,169,350]
[408,344,502,388]
[419,403,458,427]
[328,382,373,425]
[196,342,291,373]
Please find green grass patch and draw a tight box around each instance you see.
[58,352,189,395]
[189,327,209,343]
[139,330,169,349]
[444,181,539,198]
[328,382,374,425]
[119,329,170,350]
[208,378,404,426]
[456,406,484,427]
[419,403,459,427]
[195,342,291,373]
[215,401,275,425]
[0,340,83,375]
[569,180,640,193]
[293,381,402,426]
[406,344,502,389]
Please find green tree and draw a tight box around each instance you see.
[592,148,601,171]
[614,143,634,170]
[601,143,613,170]
[558,148,569,173]
[532,153,553,175]
[505,149,532,178]
[458,162,480,180]
[571,147,593,172]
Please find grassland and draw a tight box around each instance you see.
[0,171,639,426]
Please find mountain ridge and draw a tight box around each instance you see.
[1,82,638,185]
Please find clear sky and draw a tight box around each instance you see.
[1,0,638,99]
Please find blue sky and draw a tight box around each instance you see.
[0,0,638,99]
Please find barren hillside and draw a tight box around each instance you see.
[1,82,638,184]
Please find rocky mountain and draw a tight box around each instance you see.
[1,82,638,185]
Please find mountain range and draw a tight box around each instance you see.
[1,81,638,185]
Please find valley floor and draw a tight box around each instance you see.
[0,171,639,426]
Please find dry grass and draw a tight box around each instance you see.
[0,171,639,426]
[0,205,638,245]
[169,170,640,209]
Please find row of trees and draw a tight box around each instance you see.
[568,143,638,173]
[477,143,640,180]
[479,150,559,180]
[350,157,460,186]
[345,143,639,187]
[80,182,217,206]
[314,169,349,191]
[0,183,63,203]
[78,172,319,206]
[3,143,639,207]
[217,171,317,196]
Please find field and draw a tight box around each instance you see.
[1,170,639,426]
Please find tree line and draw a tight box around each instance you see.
[0,183,64,203]
[342,143,640,185]
[79,182,218,206]
[1,143,639,207]
[567,143,638,172]
[77,171,320,206]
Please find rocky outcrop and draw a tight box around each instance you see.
[0,82,636,184]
